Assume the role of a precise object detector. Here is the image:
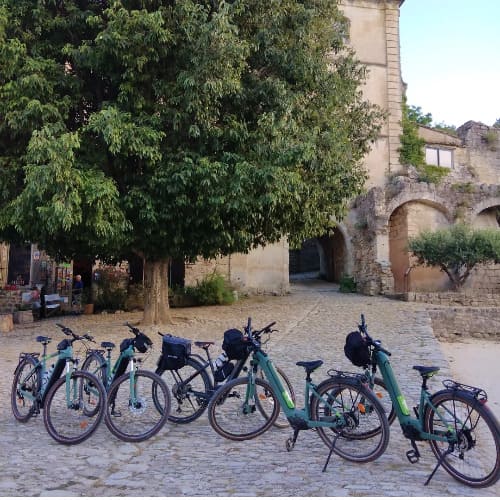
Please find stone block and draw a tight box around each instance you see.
[0,313,14,333]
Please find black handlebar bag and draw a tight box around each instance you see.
[222,329,248,360]
[344,330,370,368]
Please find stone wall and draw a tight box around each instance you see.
[427,306,500,341]
[0,289,24,313]
[406,291,500,307]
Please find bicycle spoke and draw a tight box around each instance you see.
[426,391,500,487]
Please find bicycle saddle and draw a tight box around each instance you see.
[413,365,440,377]
[194,341,214,348]
[101,341,115,349]
[36,336,51,343]
[296,360,323,372]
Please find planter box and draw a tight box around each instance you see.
[83,303,94,315]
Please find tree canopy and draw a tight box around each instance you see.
[408,224,500,290]
[0,0,384,322]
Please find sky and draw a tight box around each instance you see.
[399,0,500,128]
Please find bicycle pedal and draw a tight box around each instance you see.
[406,449,419,464]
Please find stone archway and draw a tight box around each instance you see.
[289,227,350,282]
[467,202,500,293]
[316,227,350,282]
[388,200,450,293]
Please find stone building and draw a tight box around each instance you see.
[1,0,498,300]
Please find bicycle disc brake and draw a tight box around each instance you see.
[129,397,147,415]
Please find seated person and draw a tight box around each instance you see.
[30,286,42,320]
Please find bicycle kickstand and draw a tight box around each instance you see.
[424,446,453,486]
[322,433,340,473]
[285,429,300,452]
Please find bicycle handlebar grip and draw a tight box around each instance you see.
[263,321,276,332]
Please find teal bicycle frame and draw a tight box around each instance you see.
[18,339,78,409]
[250,350,344,430]
[374,349,454,443]
[88,346,139,405]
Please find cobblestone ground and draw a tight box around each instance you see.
[1,280,499,497]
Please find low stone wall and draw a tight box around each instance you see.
[405,291,500,307]
[0,289,24,313]
[427,306,500,341]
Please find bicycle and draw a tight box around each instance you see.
[11,323,107,445]
[81,322,171,442]
[207,318,390,464]
[344,313,500,488]
[154,327,295,428]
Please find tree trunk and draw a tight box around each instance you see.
[142,258,172,325]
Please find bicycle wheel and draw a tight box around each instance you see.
[372,376,396,426]
[155,357,211,424]
[81,351,107,386]
[424,389,500,488]
[310,377,390,462]
[43,370,106,445]
[11,356,40,422]
[208,376,280,441]
[105,370,170,442]
[257,366,295,429]
[80,351,107,417]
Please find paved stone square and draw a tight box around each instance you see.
[1,280,499,497]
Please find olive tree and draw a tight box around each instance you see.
[408,224,500,290]
[0,0,384,323]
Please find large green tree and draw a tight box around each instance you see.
[0,0,384,324]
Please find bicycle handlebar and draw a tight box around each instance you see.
[55,323,96,344]
[125,321,143,336]
[358,314,392,357]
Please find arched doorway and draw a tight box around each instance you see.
[289,238,321,278]
[389,201,449,293]
[289,229,349,282]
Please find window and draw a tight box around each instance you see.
[425,147,453,168]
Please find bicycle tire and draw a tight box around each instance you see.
[81,351,107,387]
[155,357,211,424]
[105,370,170,442]
[11,355,40,422]
[80,351,107,417]
[257,366,295,429]
[208,376,280,441]
[310,376,390,463]
[43,370,106,445]
[424,388,500,488]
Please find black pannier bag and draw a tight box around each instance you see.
[158,334,191,371]
[344,330,371,368]
[222,329,248,360]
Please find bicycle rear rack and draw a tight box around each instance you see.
[442,379,487,401]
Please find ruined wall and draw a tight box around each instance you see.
[458,121,500,184]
